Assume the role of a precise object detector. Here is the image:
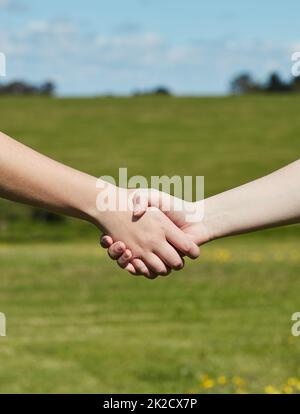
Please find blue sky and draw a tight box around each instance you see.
[0,0,299,95]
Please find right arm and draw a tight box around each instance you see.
[102,160,300,273]
[201,160,300,242]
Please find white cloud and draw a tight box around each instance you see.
[26,20,77,35]
[291,42,300,52]
[0,17,299,94]
[95,32,162,49]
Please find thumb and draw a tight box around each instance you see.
[132,189,150,217]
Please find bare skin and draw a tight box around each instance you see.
[0,131,199,279]
[102,160,300,275]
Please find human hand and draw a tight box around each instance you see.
[100,189,211,276]
[95,186,200,279]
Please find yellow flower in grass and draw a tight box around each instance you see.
[217,376,227,385]
[202,378,215,389]
[232,376,245,386]
[215,249,231,263]
[200,375,215,389]
[282,385,293,394]
[264,385,280,394]
[287,377,298,387]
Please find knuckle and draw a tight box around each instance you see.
[181,241,199,258]
[182,240,193,253]
[189,245,200,259]
[145,235,155,246]
[113,241,122,250]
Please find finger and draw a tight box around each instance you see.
[153,241,184,270]
[132,190,149,217]
[165,223,200,259]
[117,249,132,268]
[133,188,162,217]
[100,235,113,248]
[124,263,138,275]
[108,241,126,259]
[144,253,169,277]
[131,258,152,277]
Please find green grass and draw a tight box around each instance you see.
[0,239,300,393]
[0,95,299,393]
[0,95,299,241]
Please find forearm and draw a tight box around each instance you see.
[202,160,300,241]
[0,132,200,276]
[0,132,99,224]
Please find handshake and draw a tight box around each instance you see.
[96,186,208,279]
[96,158,300,279]
[1,131,298,272]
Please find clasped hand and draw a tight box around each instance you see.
[96,187,206,279]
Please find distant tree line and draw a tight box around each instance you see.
[4,75,300,97]
[231,72,300,95]
[132,86,172,96]
[0,80,55,96]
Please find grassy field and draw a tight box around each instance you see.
[0,96,300,393]
[0,95,299,241]
[1,240,300,393]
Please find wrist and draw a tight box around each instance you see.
[70,175,102,227]
[195,197,229,244]
[85,180,129,231]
